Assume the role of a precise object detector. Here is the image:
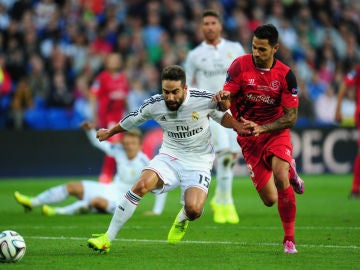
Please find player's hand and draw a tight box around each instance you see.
[212,90,231,102]
[240,117,261,136]
[80,121,96,131]
[232,121,252,136]
[96,128,111,141]
[213,90,231,111]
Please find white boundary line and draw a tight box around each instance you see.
[26,236,360,250]
[17,225,360,230]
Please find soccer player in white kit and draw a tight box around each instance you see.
[14,122,149,216]
[184,9,246,224]
[87,65,249,252]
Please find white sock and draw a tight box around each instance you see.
[55,200,89,215]
[152,193,167,215]
[32,185,68,207]
[106,190,141,241]
[215,152,234,204]
[177,207,189,222]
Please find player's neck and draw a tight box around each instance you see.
[205,38,221,47]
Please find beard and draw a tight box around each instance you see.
[165,101,181,111]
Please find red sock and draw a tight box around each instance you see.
[99,155,116,184]
[351,155,360,193]
[278,186,296,243]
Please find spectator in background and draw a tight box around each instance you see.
[314,83,337,126]
[89,52,129,184]
[48,71,73,108]
[73,73,92,125]
[335,63,360,198]
[306,70,327,102]
[0,53,13,128]
[0,0,358,130]
[27,54,50,108]
[11,77,32,129]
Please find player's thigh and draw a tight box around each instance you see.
[258,175,278,206]
[247,162,277,206]
[146,154,181,195]
[179,169,212,206]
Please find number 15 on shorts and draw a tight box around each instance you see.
[199,174,211,188]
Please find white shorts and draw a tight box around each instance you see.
[82,180,120,205]
[145,153,212,204]
[210,119,241,153]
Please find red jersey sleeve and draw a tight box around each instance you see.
[344,66,360,88]
[281,69,299,108]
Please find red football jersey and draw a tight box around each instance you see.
[223,54,299,125]
[91,70,129,127]
[344,64,360,126]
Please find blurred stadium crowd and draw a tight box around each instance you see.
[0,0,359,130]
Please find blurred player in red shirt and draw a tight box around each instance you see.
[213,24,304,254]
[335,64,360,198]
[90,53,129,183]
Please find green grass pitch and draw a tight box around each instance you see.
[0,174,359,269]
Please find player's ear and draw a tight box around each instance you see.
[273,43,280,53]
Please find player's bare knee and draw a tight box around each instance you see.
[262,195,277,207]
[132,180,151,197]
[66,182,82,197]
[184,205,202,220]
[90,198,106,212]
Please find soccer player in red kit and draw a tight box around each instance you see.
[213,24,304,254]
[90,53,129,183]
[335,64,360,198]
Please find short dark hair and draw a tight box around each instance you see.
[202,9,222,23]
[254,24,279,46]
[161,65,186,87]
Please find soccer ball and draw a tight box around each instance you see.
[0,230,26,263]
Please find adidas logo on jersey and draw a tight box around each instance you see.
[160,115,167,121]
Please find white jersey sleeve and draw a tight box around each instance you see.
[184,39,245,93]
[85,129,123,158]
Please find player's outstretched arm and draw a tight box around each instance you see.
[221,113,252,136]
[244,107,298,136]
[96,124,127,142]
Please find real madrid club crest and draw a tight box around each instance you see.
[192,111,199,121]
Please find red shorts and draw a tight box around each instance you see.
[356,110,360,146]
[238,129,293,191]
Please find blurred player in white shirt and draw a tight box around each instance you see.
[14,122,149,216]
[184,9,246,224]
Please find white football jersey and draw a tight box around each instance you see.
[184,38,245,92]
[86,130,149,191]
[120,89,226,170]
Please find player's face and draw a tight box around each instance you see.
[202,16,222,44]
[122,134,141,159]
[162,80,187,111]
[106,54,122,72]
[252,37,279,69]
